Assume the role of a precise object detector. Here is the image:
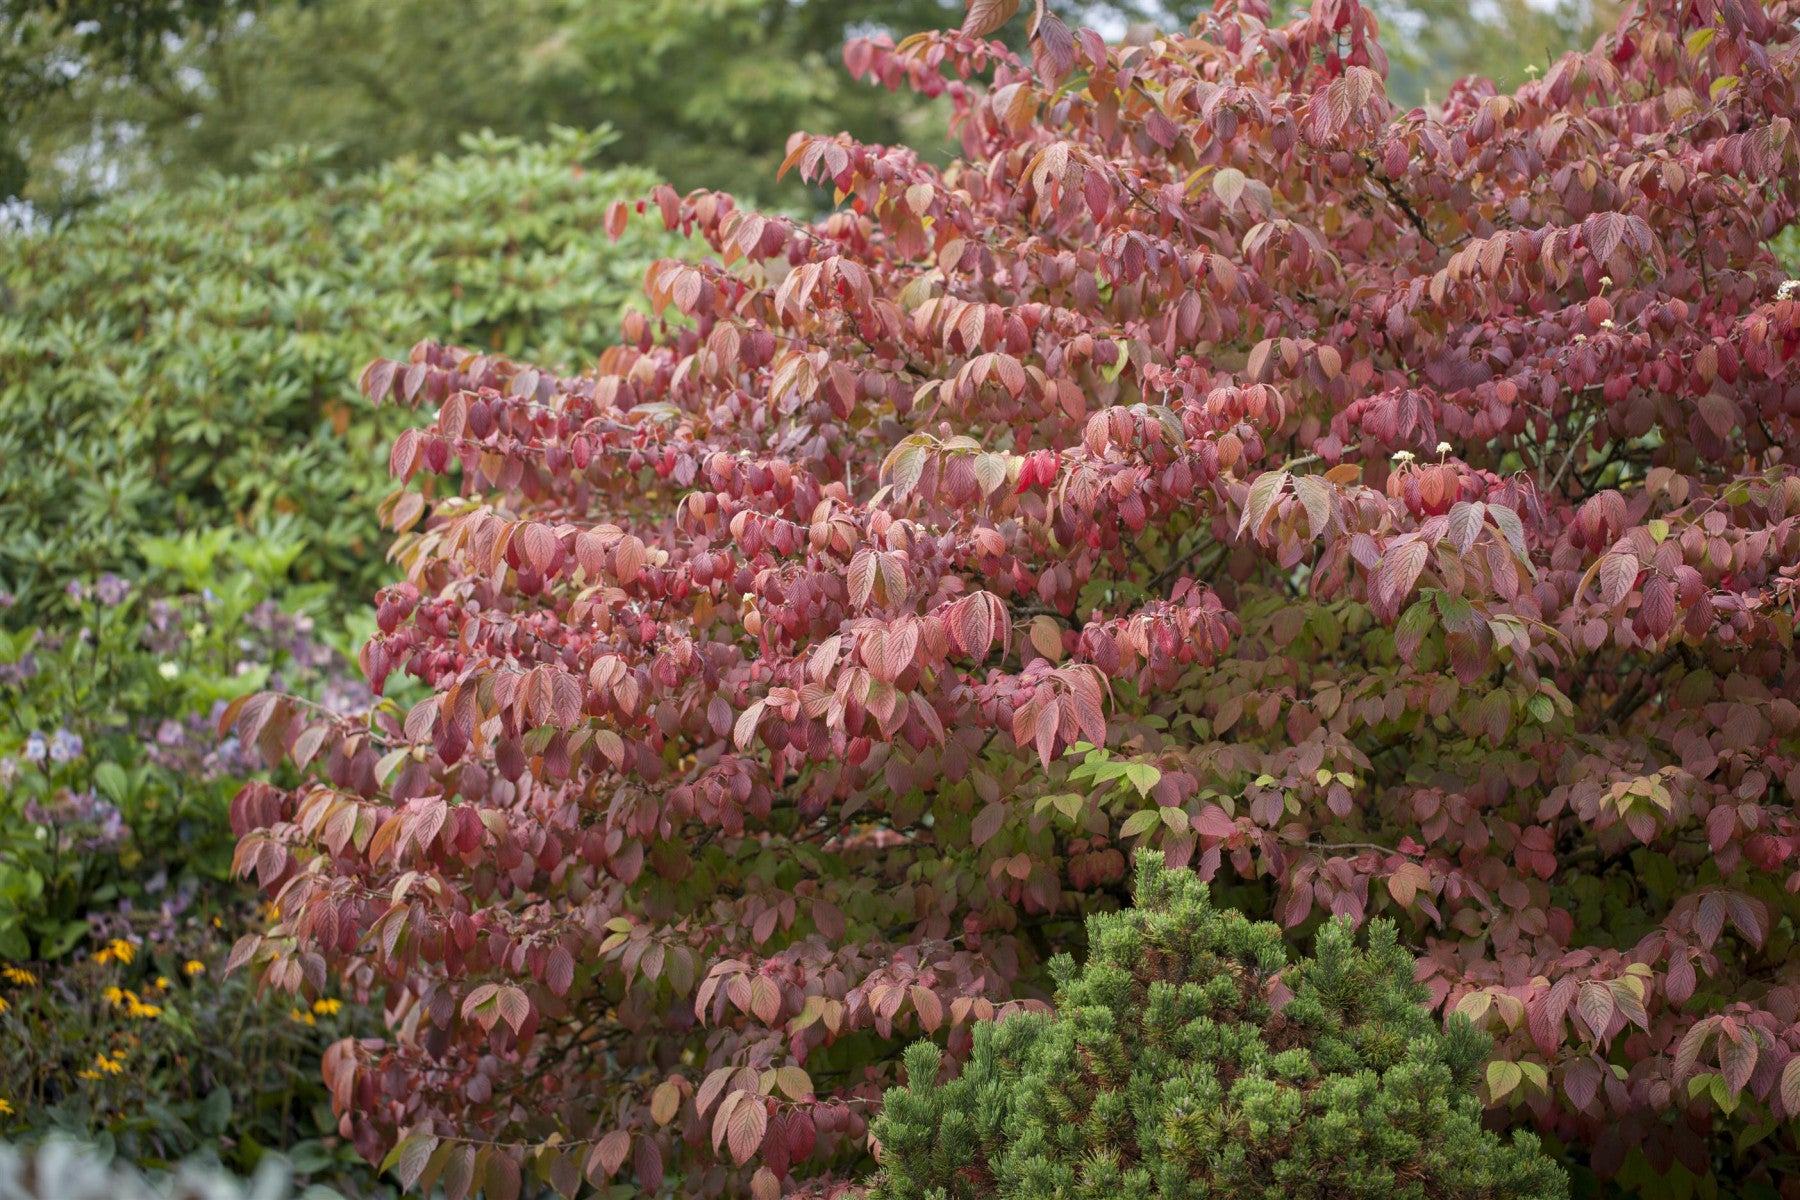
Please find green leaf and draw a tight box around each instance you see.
[1487,1059,1522,1101]
[93,761,132,802]
[200,1086,233,1135]
[1119,809,1162,839]
[1122,762,1161,797]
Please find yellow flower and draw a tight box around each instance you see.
[288,1008,316,1027]
[103,987,125,1005]
[0,1097,13,1116]
[183,960,206,977]
[311,998,342,1016]
[94,1053,124,1075]
[126,999,162,1019]
[154,977,170,990]
[0,996,8,1016]
[1,966,35,985]
[211,917,223,928]
[77,1070,101,1081]
[96,938,135,965]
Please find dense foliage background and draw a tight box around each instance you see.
[218,0,1800,1196]
[5,0,1795,1195]
[0,126,677,616]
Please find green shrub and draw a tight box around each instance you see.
[869,853,1567,1200]
[0,125,679,617]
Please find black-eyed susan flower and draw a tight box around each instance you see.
[94,939,135,965]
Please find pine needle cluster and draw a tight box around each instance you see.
[869,853,1567,1200]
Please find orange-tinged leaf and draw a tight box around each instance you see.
[651,1080,682,1126]
[961,0,1021,37]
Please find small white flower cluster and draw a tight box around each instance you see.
[1780,280,1800,301]
[1393,443,1452,465]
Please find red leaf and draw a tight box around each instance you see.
[496,986,531,1034]
[484,1150,521,1200]
[1577,981,1615,1041]
[1721,1035,1758,1096]
[1530,977,1575,1056]
[1377,540,1429,616]
[1598,551,1638,606]
[587,1130,631,1182]
[727,1093,769,1165]
[614,534,647,584]
[547,946,575,997]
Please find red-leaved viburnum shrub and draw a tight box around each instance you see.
[225,0,1800,1194]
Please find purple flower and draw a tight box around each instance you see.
[28,789,129,852]
[65,580,88,602]
[0,590,14,609]
[156,719,185,746]
[49,728,84,763]
[23,731,47,763]
[95,573,130,606]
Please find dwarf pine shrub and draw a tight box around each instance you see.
[869,852,1567,1200]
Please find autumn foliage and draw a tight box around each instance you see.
[226,0,1800,1194]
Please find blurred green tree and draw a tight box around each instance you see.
[4,0,1615,213]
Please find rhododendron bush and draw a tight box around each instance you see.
[225,0,1800,1193]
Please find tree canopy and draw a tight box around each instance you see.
[225,0,1800,1195]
